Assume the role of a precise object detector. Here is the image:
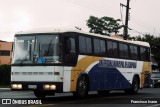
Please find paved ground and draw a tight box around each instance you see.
[0,88,160,107]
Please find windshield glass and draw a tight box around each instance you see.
[12,34,61,64]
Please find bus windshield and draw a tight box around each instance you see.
[12,34,61,64]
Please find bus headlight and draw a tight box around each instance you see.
[17,84,22,89]
[11,84,17,89]
[44,85,50,89]
[43,84,56,90]
[11,84,22,89]
[50,85,56,90]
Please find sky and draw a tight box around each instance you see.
[0,0,160,41]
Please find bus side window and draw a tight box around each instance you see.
[140,47,150,61]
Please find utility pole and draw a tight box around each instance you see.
[121,0,131,39]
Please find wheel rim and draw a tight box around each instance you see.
[134,79,138,92]
[78,77,87,95]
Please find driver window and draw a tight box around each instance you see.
[69,38,76,53]
[65,37,76,54]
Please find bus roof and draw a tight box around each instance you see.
[16,27,150,47]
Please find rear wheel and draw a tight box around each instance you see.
[73,76,89,98]
[150,81,154,88]
[34,90,46,99]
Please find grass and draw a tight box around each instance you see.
[0,85,10,88]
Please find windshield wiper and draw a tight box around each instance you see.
[45,37,54,56]
[20,43,32,64]
[19,50,30,64]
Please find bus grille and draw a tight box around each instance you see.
[11,72,54,75]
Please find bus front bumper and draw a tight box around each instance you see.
[10,82,63,92]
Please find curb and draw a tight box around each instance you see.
[0,88,11,92]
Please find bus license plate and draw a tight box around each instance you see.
[28,85,37,89]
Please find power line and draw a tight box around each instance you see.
[67,0,120,18]
[67,0,160,36]
[120,4,125,25]
[129,27,160,37]
[68,0,112,15]
[130,19,153,33]
[72,0,119,14]
[121,0,131,39]
[129,28,144,35]
[121,0,159,36]
[129,21,160,36]
[79,0,120,14]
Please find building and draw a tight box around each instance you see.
[0,40,12,64]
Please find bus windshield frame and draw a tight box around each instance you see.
[12,34,62,65]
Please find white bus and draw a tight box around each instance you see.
[11,28,151,98]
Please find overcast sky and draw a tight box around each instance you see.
[0,0,160,41]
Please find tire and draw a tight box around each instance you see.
[34,90,46,99]
[73,76,89,98]
[150,82,154,88]
[125,76,139,94]
[97,90,110,96]
[154,85,157,88]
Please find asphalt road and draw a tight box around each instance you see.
[0,88,160,107]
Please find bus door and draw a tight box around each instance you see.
[63,33,78,66]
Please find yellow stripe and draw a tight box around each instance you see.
[70,56,102,91]
[140,61,151,88]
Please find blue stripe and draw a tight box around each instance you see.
[88,64,132,91]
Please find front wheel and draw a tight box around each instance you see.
[125,76,139,94]
[73,76,89,98]
[34,90,46,99]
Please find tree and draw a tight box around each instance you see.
[86,16,122,36]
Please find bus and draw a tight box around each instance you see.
[11,28,151,98]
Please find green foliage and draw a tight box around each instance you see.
[0,65,11,85]
[86,16,122,36]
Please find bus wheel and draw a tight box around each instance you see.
[73,76,89,98]
[150,81,154,88]
[97,90,110,96]
[34,90,46,99]
[125,76,139,94]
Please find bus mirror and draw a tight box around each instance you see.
[11,42,14,52]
